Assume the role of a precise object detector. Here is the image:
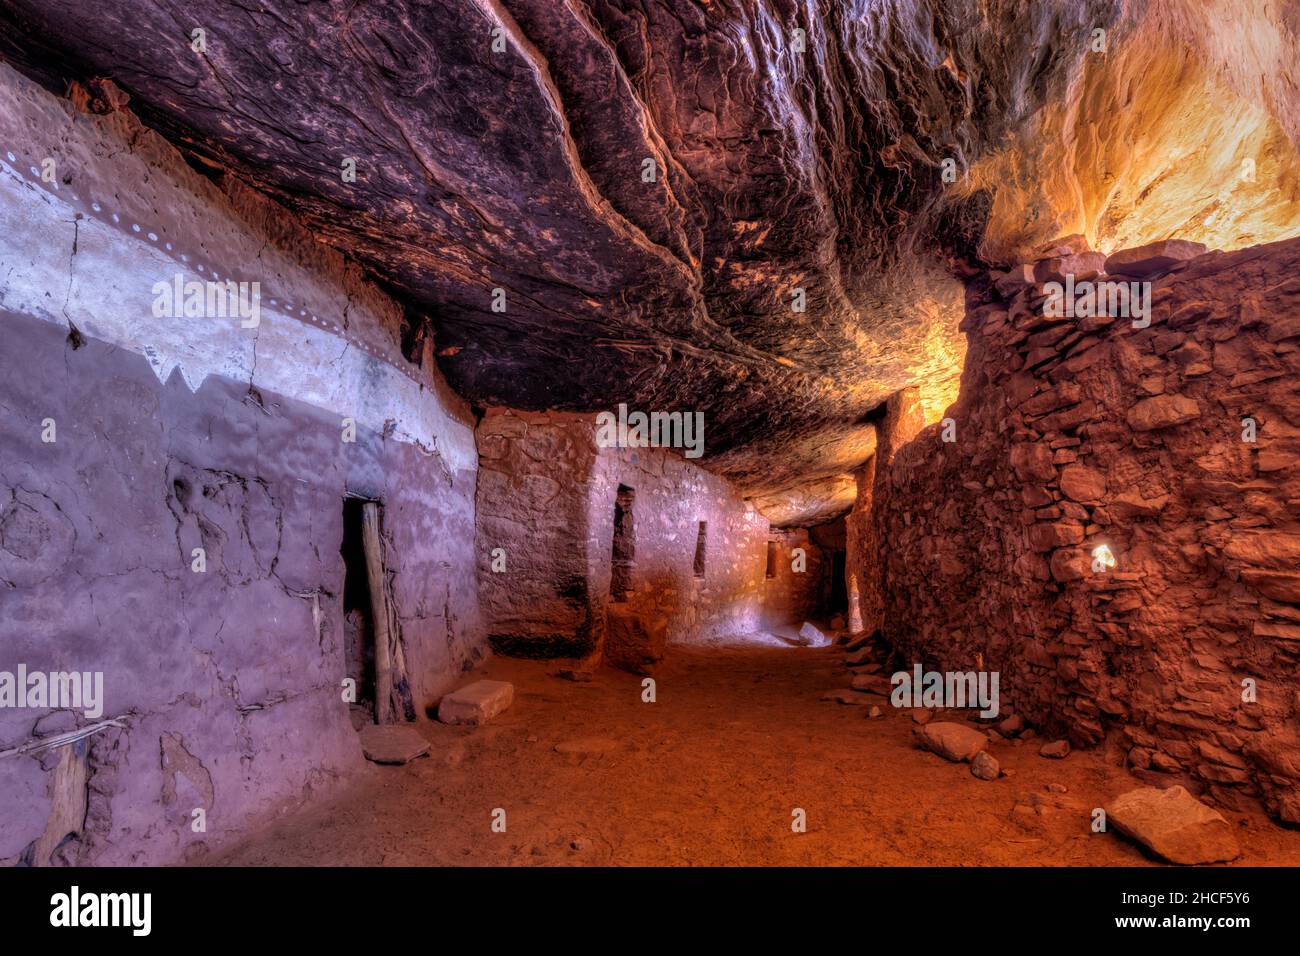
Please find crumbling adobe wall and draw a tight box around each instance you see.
[869,235,1300,823]
[0,64,484,865]
[475,410,777,667]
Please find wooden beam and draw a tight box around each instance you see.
[361,502,394,724]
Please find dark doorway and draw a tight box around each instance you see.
[341,497,414,725]
[611,484,636,601]
[341,498,375,723]
[694,520,707,577]
[830,550,848,612]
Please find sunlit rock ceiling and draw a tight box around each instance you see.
[2,0,1297,525]
[970,0,1300,265]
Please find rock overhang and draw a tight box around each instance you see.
[3,0,1298,525]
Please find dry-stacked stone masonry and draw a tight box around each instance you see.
[856,235,1300,824]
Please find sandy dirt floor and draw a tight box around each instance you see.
[204,643,1300,866]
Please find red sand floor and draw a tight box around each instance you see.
[204,645,1300,866]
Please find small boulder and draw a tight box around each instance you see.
[971,751,1000,781]
[914,721,988,762]
[798,622,832,647]
[867,705,883,719]
[996,714,1025,737]
[1039,739,1071,759]
[1105,785,1241,864]
[437,679,514,725]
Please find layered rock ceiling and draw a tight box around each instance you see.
[4,0,1299,524]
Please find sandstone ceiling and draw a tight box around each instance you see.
[3,0,1299,526]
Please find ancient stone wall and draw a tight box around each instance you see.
[0,65,484,865]
[474,409,601,658]
[852,387,927,638]
[475,410,832,667]
[867,235,1300,823]
[588,443,770,667]
[844,457,875,635]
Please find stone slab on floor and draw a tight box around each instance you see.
[913,721,988,762]
[1105,785,1241,864]
[438,679,515,725]
[358,724,430,765]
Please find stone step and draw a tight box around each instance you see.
[358,724,430,765]
[437,680,515,726]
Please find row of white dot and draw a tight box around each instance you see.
[7,147,423,378]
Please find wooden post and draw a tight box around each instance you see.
[31,741,88,866]
[361,502,393,724]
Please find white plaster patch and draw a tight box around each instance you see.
[0,150,475,472]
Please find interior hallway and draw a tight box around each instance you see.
[203,641,1300,868]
